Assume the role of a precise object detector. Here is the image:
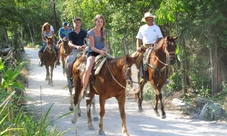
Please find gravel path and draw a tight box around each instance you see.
[25,47,227,136]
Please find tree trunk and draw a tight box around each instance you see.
[53,0,57,34]
[209,40,218,95]
[181,37,187,94]
[27,24,34,44]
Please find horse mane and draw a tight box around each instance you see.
[153,37,165,52]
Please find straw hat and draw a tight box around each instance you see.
[142,12,156,22]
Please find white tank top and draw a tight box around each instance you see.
[43,30,53,39]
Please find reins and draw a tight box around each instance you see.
[106,58,126,89]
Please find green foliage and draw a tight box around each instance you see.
[166,69,182,93]
[142,83,155,101]
[0,59,26,92]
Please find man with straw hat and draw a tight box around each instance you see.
[136,12,163,52]
[134,12,165,81]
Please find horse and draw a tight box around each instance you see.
[59,39,72,75]
[134,36,178,119]
[71,54,140,136]
[42,36,57,85]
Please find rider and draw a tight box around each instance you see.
[67,23,73,32]
[66,17,87,89]
[57,22,69,47]
[82,14,107,100]
[38,22,60,67]
[135,12,166,81]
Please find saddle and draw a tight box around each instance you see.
[76,54,113,84]
[140,45,155,80]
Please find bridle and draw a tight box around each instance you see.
[154,38,176,66]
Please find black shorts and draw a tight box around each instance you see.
[88,52,100,57]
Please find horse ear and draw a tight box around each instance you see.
[173,36,178,40]
[45,36,48,39]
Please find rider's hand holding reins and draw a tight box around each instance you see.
[100,49,106,56]
[77,45,85,51]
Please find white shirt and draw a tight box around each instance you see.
[136,24,163,44]
[50,25,54,32]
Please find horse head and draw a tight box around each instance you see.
[124,54,140,93]
[164,36,178,65]
[62,40,71,54]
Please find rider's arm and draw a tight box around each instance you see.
[41,32,45,42]
[136,38,142,51]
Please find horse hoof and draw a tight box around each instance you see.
[98,130,105,135]
[71,119,77,124]
[162,114,166,119]
[88,125,95,130]
[93,117,99,121]
[78,113,81,117]
[123,133,130,136]
[69,107,74,111]
[138,108,143,112]
[155,112,160,117]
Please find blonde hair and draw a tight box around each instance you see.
[42,22,50,32]
[94,14,105,41]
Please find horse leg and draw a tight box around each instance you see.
[92,96,99,121]
[50,64,54,86]
[154,93,160,117]
[116,94,129,136]
[72,98,80,124]
[77,95,82,117]
[87,94,95,130]
[149,80,161,117]
[45,66,50,82]
[136,79,147,112]
[98,95,106,135]
[62,57,66,76]
[69,87,74,111]
[72,82,83,123]
[158,85,166,119]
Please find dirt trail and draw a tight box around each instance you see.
[25,47,227,136]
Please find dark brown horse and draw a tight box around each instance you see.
[135,36,178,119]
[59,40,72,75]
[71,54,140,136]
[42,36,57,85]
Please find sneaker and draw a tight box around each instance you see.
[38,61,43,67]
[68,79,73,88]
[84,92,90,100]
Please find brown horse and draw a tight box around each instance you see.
[135,36,178,119]
[71,54,140,136]
[59,40,72,75]
[42,36,57,85]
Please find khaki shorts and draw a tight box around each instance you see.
[66,48,83,63]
